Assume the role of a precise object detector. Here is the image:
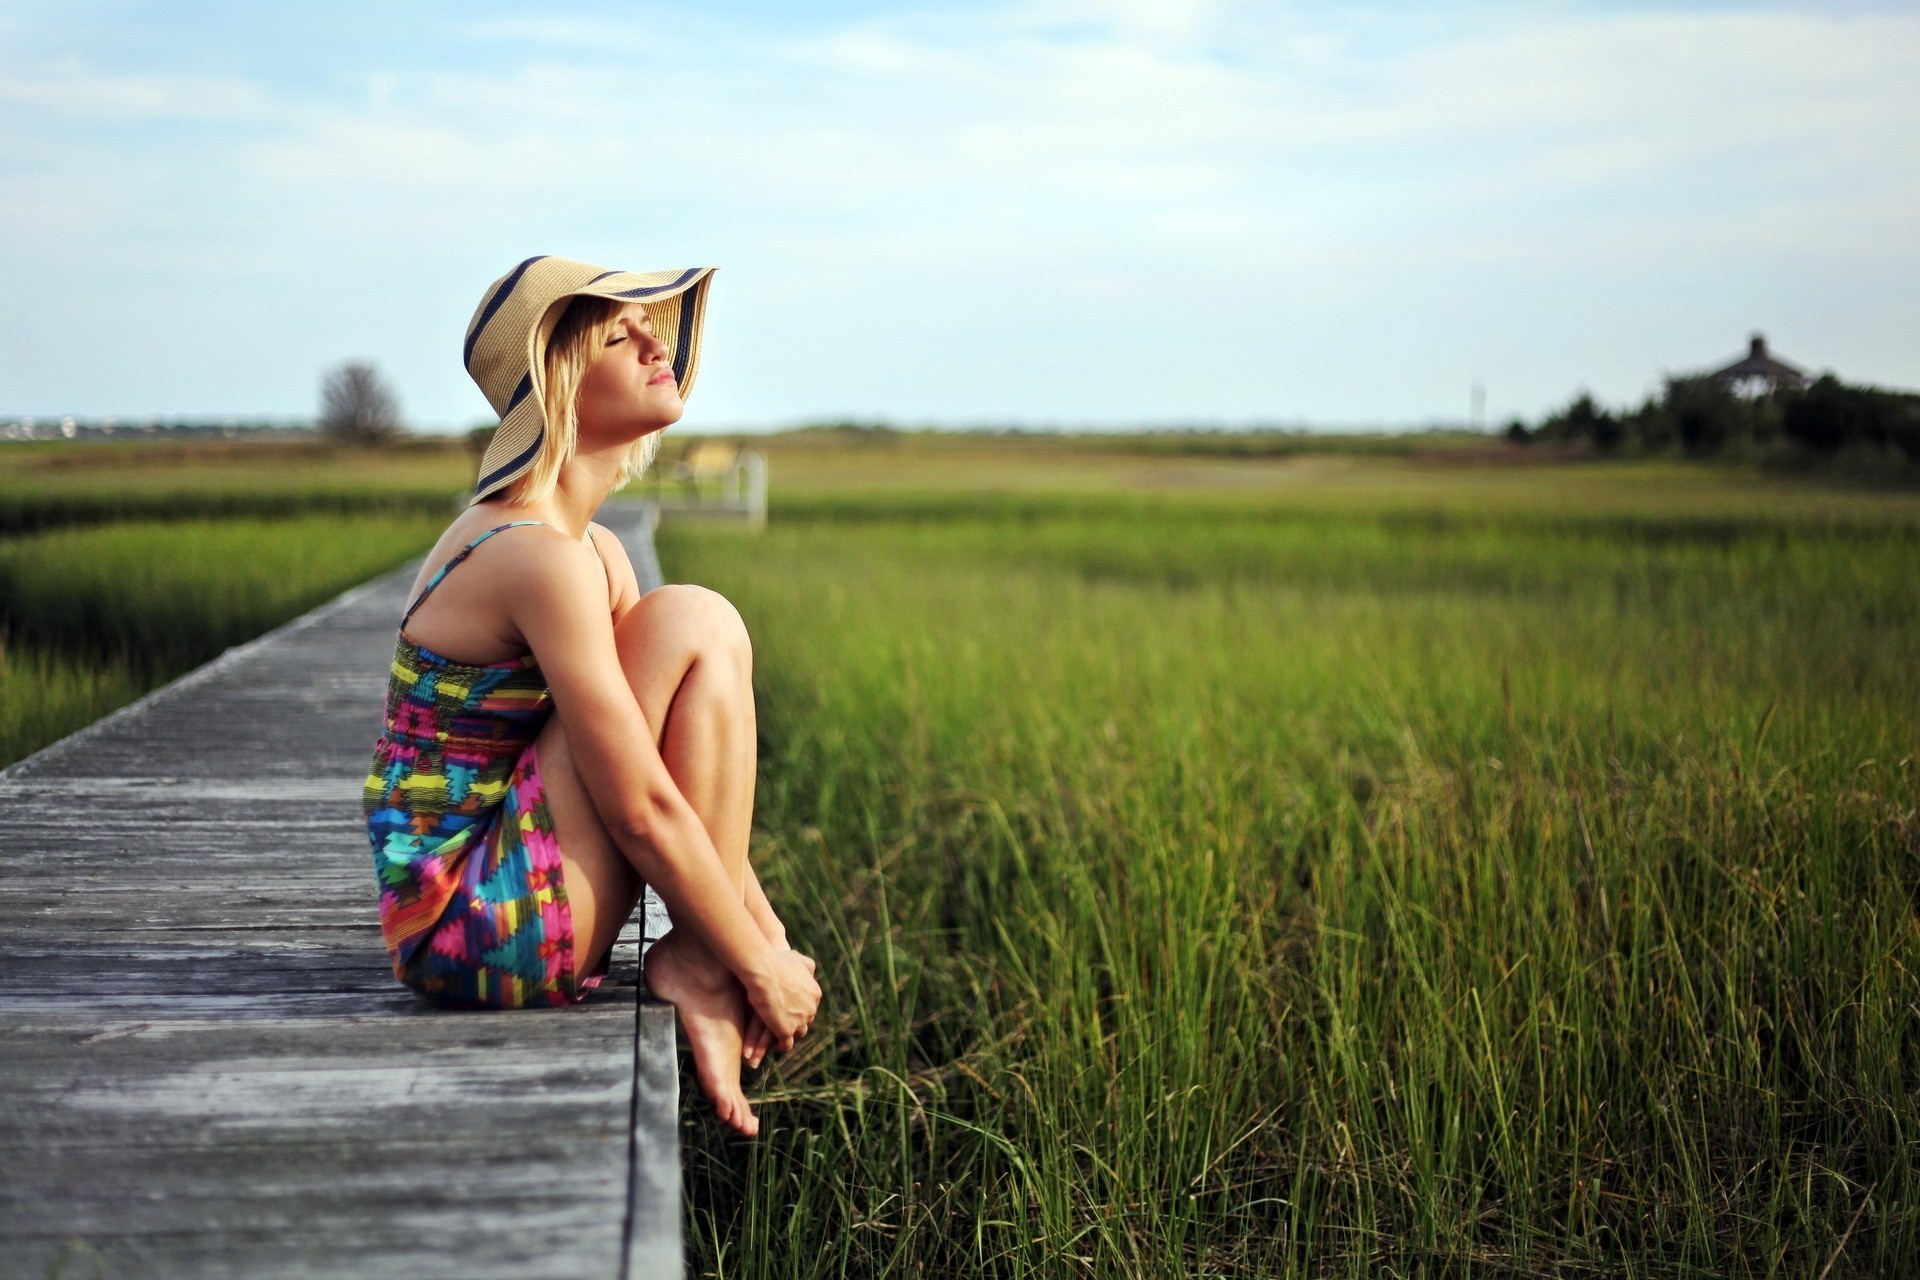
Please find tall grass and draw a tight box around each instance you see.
[661,490,1920,1277]
[0,644,147,768]
[0,439,470,534]
[0,513,445,766]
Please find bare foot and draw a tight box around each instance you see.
[644,929,759,1137]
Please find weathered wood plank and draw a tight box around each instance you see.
[0,500,680,1280]
[628,1003,684,1278]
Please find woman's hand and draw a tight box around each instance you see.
[745,948,821,1050]
[744,951,818,1067]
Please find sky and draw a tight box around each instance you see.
[2,0,1916,432]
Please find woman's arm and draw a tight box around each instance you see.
[503,530,818,1038]
[745,861,787,949]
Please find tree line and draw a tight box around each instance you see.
[1508,373,1920,468]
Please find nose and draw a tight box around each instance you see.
[631,319,668,362]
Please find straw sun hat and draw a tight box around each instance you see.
[464,255,716,504]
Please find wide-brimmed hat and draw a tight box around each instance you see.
[464,255,716,504]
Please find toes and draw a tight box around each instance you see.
[715,1091,758,1137]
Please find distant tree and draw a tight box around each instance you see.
[1524,367,1916,466]
[1892,397,1920,464]
[1539,392,1621,452]
[1661,376,1746,457]
[1623,394,1677,453]
[1580,395,1623,452]
[798,419,899,444]
[1779,374,1920,462]
[1503,418,1532,445]
[319,360,402,444]
[1780,374,1860,453]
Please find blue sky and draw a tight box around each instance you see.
[2,0,1915,431]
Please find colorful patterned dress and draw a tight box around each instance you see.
[362,521,609,1009]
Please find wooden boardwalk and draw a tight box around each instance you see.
[0,502,682,1279]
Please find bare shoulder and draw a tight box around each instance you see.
[409,513,570,598]
[480,520,602,587]
[485,525,612,657]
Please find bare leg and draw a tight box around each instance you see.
[533,584,774,1135]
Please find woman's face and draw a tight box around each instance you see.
[574,301,684,441]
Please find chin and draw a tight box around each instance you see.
[617,402,682,439]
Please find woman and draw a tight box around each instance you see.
[363,256,820,1137]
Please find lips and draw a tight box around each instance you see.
[647,370,676,386]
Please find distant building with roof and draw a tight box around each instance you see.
[1704,333,1808,397]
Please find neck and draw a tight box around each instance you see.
[481,437,632,541]
[545,448,623,540]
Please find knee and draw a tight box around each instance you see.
[629,583,752,674]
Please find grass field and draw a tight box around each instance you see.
[0,512,449,765]
[2,436,1916,1275]
[659,460,1920,1278]
[0,438,469,534]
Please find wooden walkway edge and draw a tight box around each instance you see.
[0,501,682,1279]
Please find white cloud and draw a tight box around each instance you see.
[0,1,1915,422]
[0,59,281,122]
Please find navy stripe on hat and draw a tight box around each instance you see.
[475,426,544,496]
[672,286,697,385]
[464,256,546,372]
[505,372,533,413]
[601,267,702,300]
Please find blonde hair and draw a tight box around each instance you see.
[497,294,665,506]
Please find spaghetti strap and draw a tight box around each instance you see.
[401,521,548,628]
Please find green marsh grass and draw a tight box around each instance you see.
[0,644,146,768]
[0,513,445,766]
[661,485,1920,1277]
[0,438,469,534]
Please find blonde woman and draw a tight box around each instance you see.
[363,257,818,1137]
